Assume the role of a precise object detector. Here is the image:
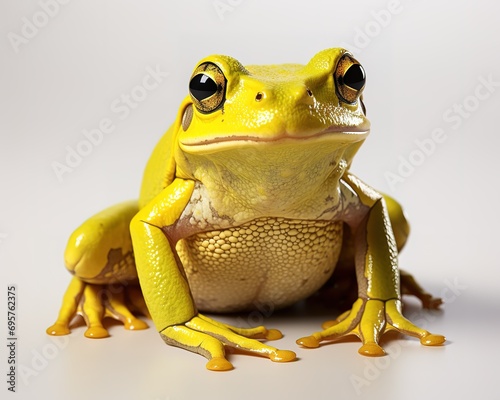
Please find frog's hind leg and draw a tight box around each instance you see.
[196,314,283,341]
[383,193,443,310]
[125,285,151,319]
[46,276,85,336]
[47,201,149,338]
[318,194,442,311]
[399,271,443,309]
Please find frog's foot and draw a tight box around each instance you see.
[400,270,443,309]
[160,313,296,371]
[46,277,149,338]
[296,298,445,356]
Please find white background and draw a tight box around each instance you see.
[1,1,500,399]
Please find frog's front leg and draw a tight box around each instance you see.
[47,201,149,338]
[297,176,445,355]
[130,178,296,371]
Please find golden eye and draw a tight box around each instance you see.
[189,62,226,113]
[334,54,366,104]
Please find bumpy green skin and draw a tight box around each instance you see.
[47,48,445,371]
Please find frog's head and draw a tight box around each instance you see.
[173,48,370,215]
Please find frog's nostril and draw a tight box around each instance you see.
[298,87,315,106]
[255,92,265,102]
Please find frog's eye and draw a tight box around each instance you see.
[334,54,366,104]
[189,62,227,113]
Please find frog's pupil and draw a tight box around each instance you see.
[190,74,218,101]
[343,64,366,90]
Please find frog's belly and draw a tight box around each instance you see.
[176,217,343,313]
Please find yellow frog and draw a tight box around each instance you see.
[47,48,445,371]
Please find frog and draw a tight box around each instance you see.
[47,48,446,371]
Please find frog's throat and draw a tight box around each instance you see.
[175,133,367,220]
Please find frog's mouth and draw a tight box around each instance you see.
[179,125,369,153]
[176,124,370,214]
